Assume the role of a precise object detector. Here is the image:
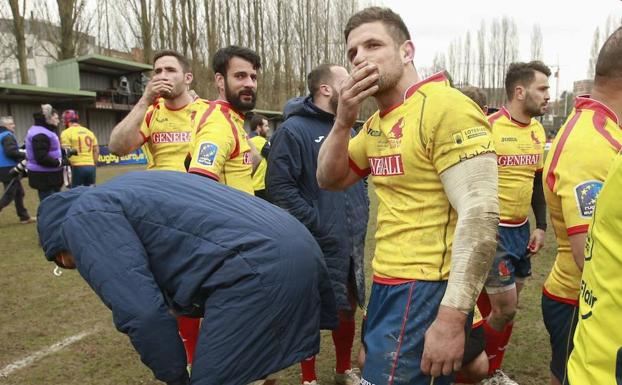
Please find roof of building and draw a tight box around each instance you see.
[0,82,96,102]
[46,54,152,75]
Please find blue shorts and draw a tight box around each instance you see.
[361,279,470,385]
[485,222,531,292]
[71,166,96,187]
[541,293,578,385]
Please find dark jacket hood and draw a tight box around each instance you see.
[37,187,88,261]
[283,95,335,122]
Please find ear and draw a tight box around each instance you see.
[215,73,224,91]
[185,72,193,86]
[401,40,415,64]
[515,85,526,101]
[319,84,332,98]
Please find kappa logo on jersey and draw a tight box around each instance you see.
[497,154,541,166]
[368,154,404,176]
[574,180,603,218]
[151,131,191,144]
[197,142,219,166]
[243,151,253,165]
[453,126,488,145]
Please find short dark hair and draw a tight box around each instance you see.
[595,27,622,85]
[460,87,487,112]
[307,64,337,97]
[504,61,551,100]
[344,7,411,44]
[212,46,261,76]
[250,114,268,131]
[153,50,191,73]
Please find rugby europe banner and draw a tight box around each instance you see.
[97,145,147,166]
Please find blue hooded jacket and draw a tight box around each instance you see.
[266,96,369,310]
[37,171,337,385]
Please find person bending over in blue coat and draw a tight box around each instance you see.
[37,170,338,385]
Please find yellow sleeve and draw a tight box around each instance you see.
[348,119,371,177]
[91,132,98,147]
[536,123,546,170]
[60,129,71,148]
[557,169,602,236]
[140,104,156,142]
[187,113,234,180]
[428,92,494,174]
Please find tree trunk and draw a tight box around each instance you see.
[140,0,153,63]
[8,0,29,84]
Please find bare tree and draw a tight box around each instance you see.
[530,23,543,61]
[588,27,600,78]
[8,0,29,84]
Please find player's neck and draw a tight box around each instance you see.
[505,103,532,125]
[313,96,335,115]
[591,86,622,125]
[164,92,192,110]
[374,66,420,112]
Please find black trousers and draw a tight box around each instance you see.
[0,177,31,220]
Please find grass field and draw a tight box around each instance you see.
[0,165,556,384]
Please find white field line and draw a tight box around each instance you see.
[0,328,98,378]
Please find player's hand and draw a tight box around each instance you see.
[421,305,466,377]
[335,61,379,130]
[143,77,174,103]
[527,228,546,255]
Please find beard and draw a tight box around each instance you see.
[225,80,257,112]
[329,86,339,113]
[525,93,547,117]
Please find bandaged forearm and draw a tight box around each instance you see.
[439,154,500,314]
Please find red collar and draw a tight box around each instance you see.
[379,72,448,117]
[214,99,245,120]
[500,107,531,128]
[575,95,620,126]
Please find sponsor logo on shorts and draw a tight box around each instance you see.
[497,153,541,166]
[498,260,512,281]
[574,180,603,218]
[197,142,218,166]
[152,131,191,144]
[368,154,404,176]
[361,378,376,385]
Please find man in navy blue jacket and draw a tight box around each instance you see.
[266,64,369,385]
[37,171,337,385]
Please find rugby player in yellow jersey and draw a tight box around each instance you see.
[317,7,499,385]
[108,50,208,172]
[477,61,551,385]
[60,110,99,187]
[248,114,270,200]
[108,50,209,369]
[545,27,622,385]
[186,46,262,195]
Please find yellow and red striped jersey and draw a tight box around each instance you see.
[568,149,622,385]
[187,100,254,195]
[60,124,98,166]
[543,96,622,304]
[348,72,494,281]
[489,107,546,225]
[139,98,209,171]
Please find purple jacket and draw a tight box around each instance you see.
[25,125,61,172]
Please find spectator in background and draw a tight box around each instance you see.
[0,116,35,223]
[248,114,270,200]
[60,110,99,187]
[461,86,489,115]
[25,104,64,202]
[267,63,369,385]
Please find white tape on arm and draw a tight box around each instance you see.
[439,153,499,314]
